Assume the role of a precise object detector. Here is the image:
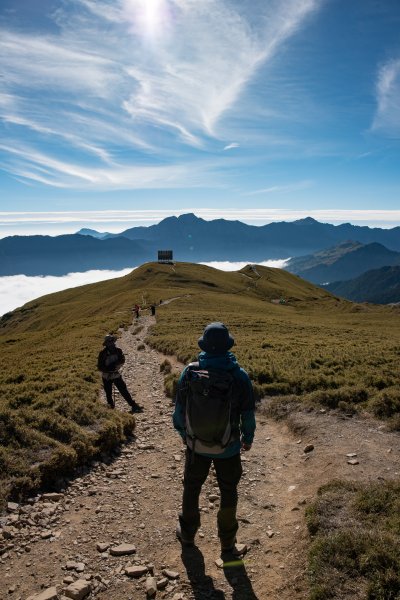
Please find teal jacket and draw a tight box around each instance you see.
[173,351,256,458]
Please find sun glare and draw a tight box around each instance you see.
[124,0,171,40]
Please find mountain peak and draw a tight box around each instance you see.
[177,213,201,223]
[293,217,319,226]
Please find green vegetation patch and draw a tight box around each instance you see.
[0,265,178,509]
[306,480,400,600]
[145,264,400,426]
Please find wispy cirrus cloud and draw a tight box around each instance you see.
[223,143,240,151]
[245,180,314,195]
[371,58,400,137]
[0,0,321,189]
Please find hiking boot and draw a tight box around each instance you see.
[176,524,195,546]
[130,404,144,413]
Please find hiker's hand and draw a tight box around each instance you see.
[241,442,252,451]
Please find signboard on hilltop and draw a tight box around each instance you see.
[158,250,173,264]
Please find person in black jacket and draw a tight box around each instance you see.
[97,335,143,413]
[173,322,255,553]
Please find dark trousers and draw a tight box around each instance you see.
[102,376,134,408]
[179,449,243,544]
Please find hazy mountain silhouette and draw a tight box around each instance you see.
[325,266,400,304]
[286,241,400,284]
[2,213,400,275]
[106,213,400,256]
[76,228,112,239]
[0,235,153,276]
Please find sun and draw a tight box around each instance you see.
[124,0,171,40]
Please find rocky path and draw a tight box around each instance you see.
[1,316,399,600]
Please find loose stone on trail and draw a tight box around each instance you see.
[109,543,137,556]
[26,587,59,600]
[145,576,158,596]
[303,444,314,453]
[125,565,148,578]
[96,542,110,552]
[64,579,91,600]
[41,493,64,502]
[162,569,180,579]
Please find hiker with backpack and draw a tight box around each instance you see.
[98,335,143,413]
[173,322,255,554]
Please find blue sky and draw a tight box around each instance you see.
[1,0,400,237]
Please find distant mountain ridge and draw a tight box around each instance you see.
[76,228,112,239]
[0,234,153,276]
[286,241,400,284]
[106,213,400,256]
[1,213,400,275]
[325,266,400,304]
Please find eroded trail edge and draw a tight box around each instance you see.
[1,316,399,600]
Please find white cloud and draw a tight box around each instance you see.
[0,0,321,188]
[200,259,290,271]
[223,143,240,150]
[0,268,136,316]
[371,58,400,137]
[246,180,314,195]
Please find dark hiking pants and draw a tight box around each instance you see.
[179,449,243,545]
[102,376,134,408]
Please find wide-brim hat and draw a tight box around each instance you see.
[103,334,117,346]
[198,322,234,354]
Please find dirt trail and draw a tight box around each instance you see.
[1,316,399,600]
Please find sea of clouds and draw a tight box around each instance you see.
[0,259,289,317]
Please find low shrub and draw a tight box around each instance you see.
[306,480,400,600]
[370,388,400,418]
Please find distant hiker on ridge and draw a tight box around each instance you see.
[98,335,143,413]
[173,322,255,554]
[134,304,140,319]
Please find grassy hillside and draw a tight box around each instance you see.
[145,263,400,425]
[1,261,399,512]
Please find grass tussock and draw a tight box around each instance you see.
[306,480,400,600]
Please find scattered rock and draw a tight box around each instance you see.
[125,565,148,578]
[162,569,180,579]
[303,444,314,453]
[26,587,58,600]
[233,543,248,555]
[110,543,136,556]
[7,502,19,513]
[64,579,91,600]
[41,493,64,502]
[96,542,110,553]
[145,576,157,597]
[215,558,224,568]
[157,578,169,590]
[347,459,359,465]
